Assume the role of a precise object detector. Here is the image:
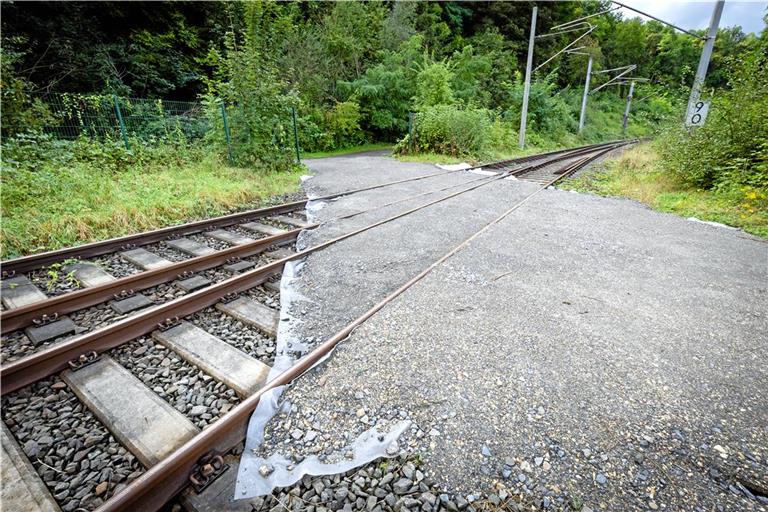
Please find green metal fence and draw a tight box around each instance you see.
[5,93,307,165]
[26,93,210,148]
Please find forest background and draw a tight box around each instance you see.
[2,1,766,255]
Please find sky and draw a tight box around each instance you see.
[615,1,767,34]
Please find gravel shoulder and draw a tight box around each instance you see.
[264,152,768,510]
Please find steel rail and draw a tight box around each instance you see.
[0,229,301,334]
[0,142,624,334]
[0,141,622,275]
[0,201,306,275]
[96,140,631,512]
[0,143,621,393]
[482,140,624,171]
[0,169,472,275]
[0,165,516,394]
[1,172,501,335]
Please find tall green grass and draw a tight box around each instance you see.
[562,144,768,239]
[1,136,303,258]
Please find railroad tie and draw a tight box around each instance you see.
[181,454,261,512]
[152,321,271,397]
[24,317,77,344]
[1,423,61,512]
[1,275,47,309]
[263,280,281,293]
[61,356,199,467]
[1,276,79,343]
[222,260,256,273]
[270,214,311,229]
[65,263,115,288]
[239,222,287,237]
[265,247,295,260]
[165,238,217,257]
[215,297,279,338]
[204,229,255,246]
[120,248,173,270]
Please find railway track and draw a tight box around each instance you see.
[0,140,631,512]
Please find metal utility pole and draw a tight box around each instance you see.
[579,55,593,133]
[519,6,537,149]
[622,80,635,133]
[686,0,725,119]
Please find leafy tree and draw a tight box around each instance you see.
[450,45,492,106]
[339,36,423,138]
[0,39,54,136]
[380,2,417,51]
[414,61,455,109]
[321,1,385,81]
[212,1,296,168]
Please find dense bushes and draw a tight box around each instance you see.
[204,3,297,170]
[297,101,366,152]
[658,38,768,191]
[399,105,492,156]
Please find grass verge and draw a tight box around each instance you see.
[561,144,768,239]
[1,143,304,258]
[302,142,393,159]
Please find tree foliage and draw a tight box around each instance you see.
[1,1,765,167]
[659,33,768,190]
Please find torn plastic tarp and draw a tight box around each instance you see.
[470,168,499,176]
[235,421,410,498]
[234,193,414,499]
[435,162,472,171]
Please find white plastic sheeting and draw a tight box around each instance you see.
[234,197,409,499]
[435,162,473,171]
[235,421,410,498]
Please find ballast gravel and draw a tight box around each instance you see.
[0,252,279,364]
[1,376,144,511]
[140,241,190,263]
[188,232,232,252]
[1,329,41,363]
[190,306,277,365]
[244,283,281,306]
[28,267,83,297]
[248,151,767,511]
[90,253,142,278]
[109,336,241,429]
[247,455,538,512]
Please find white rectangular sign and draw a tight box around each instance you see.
[685,100,710,127]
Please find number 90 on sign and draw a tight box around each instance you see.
[685,101,710,127]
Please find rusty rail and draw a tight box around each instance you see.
[0,201,307,275]
[0,229,301,334]
[0,160,515,394]
[0,141,625,275]
[1,142,629,394]
[96,140,631,512]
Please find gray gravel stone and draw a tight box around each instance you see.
[1,376,143,511]
[247,151,767,511]
[109,336,240,429]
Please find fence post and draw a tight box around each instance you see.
[113,95,130,151]
[220,101,234,165]
[291,106,301,164]
[408,112,414,153]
